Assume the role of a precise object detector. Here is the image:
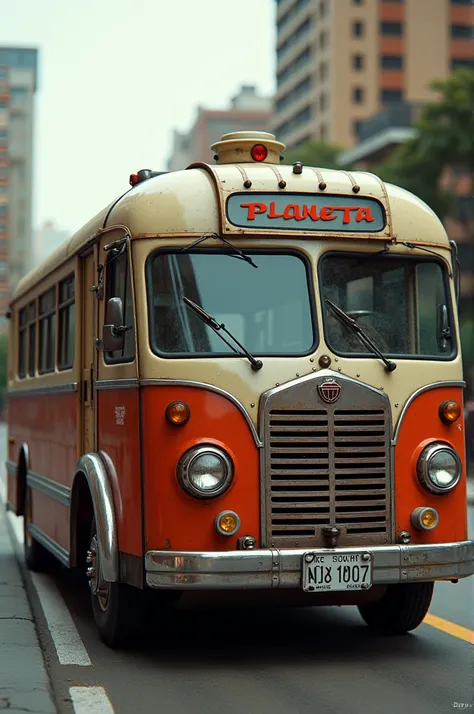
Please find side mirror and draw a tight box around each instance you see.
[437,304,451,353]
[103,297,125,351]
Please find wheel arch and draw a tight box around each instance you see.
[69,453,119,582]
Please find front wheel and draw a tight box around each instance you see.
[358,581,434,635]
[87,517,145,648]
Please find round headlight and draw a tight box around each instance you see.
[177,445,233,499]
[417,443,462,494]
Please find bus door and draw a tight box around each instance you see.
[81,247,99,454]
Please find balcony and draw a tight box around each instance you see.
[356,103,422,142]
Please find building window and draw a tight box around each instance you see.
[277,47,312,87]
[381,22,403,35]
[353,120,363,137]
[39,287,56,374]
[353,21,364,38]
[276,77,312,113]
[27,302,36,376]
[58,275,75,370]
[320,0,327,17]
[320,62,328,81]
[381,55,403,69]
[451,25,472,39]
[450,0,471,5]
[104,248,135,364]
[320,124,327,141]
[353,54,365,70]
[353,87,365,103]
[18,307,27,378]
[11,88,27,100]
[352,0,364,4]
[320,93,327,112]
[452,58,474,70]
[381,88,403,103]
[320,30,328,49]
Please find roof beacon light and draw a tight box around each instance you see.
[210,131,286,165]
[251,144,268,162]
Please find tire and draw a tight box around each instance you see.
[23,486,52,572]
[88,517,145,648]
[358,581,434,635]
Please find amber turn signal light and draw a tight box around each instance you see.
[165,401,190,426]
[411,506,439,531]
[439,400,461,424]
[215,511,241,536]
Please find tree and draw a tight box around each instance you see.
[374,68,474,222]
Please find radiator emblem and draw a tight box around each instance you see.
[318,379,342,404]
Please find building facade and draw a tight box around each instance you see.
[273,0,473,149]
[34,220,69,265]
[167,86,272,170]
[0,47,38,317]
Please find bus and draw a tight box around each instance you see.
[6,130,474,647]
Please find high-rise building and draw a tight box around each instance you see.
[273,0,473,149]
[0,47,38,310]
[35,220,69,265]
[167,85,272,170]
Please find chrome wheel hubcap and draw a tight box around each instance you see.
[86,535,110,611]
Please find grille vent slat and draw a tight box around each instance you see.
[265,398,390,547]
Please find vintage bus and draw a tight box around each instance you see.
[5,130,474,647]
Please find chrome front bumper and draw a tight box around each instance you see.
[145,540,474,589]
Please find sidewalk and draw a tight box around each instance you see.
[0,504,56,713]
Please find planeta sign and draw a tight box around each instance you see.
[226,193,386,233]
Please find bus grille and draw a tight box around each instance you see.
[261,377,392,548]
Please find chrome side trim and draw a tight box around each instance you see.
[7,382,79,398]
[392,380,466,444]
[96,378,139,391]
[71,453,119,583]
[6,460,17,476]
[27,471,71,507]
[140,378,262,447]
[145,540,474,590]
[28,524,69,567]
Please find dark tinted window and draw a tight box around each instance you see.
[58,275,75,370]
[353,21,364,37]
[381,88,403,103]
[39,287,56,373]
[27,301,36,376]
[353,54,365,70]
[353,87,365,103]
[148,251,316,356]
[381,22,403,35]
[18,307,27,378]
[381,55,403,69]
[451,25,472,38]
[104,248,135,363]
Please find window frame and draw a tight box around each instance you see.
[353,20,365,38]
[58,274,75,371]
[27,300,37,377]
[380,21,404,36]
[145,247,319,360]
[38,286,57,375]
[317,250,457,362]
[103,247,136,365]
[18,307,27,378]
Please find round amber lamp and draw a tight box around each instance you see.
[215,510,241,536]
[439,400,461,423]
[166,401,190,426]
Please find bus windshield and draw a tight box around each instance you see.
[148,250,316,356]
[320,253,456,360]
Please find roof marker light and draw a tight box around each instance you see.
[251,144,268,162]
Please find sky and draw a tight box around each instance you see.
[1,0,276,234]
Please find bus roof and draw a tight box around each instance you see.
[13,131,451,302]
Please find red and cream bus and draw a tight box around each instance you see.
[6,131,474,646]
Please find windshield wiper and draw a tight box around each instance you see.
[180,233,258,268]
[325,299,397,372]
[183,297,263,371]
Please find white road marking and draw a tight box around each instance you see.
[1,476,92,666]
[70,687,115,714]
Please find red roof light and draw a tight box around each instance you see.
[251,144,268,162]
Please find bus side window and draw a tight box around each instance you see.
[58,275,75,370]
[18,307,27,378]
[104,249,135,363]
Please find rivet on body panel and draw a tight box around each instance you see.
[244,179,252,188]
[250,402,255,408]
[395,403,399,407]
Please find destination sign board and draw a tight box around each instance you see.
[226,193,386,233]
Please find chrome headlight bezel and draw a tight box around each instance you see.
[417,442,462,495]
[177,445,234,499]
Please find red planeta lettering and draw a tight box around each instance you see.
[268,201,284,219]
[301,205,319,221]
[320,207,337,221]
[356,207,375,223]
[283,204,303,220]
[240,202,267,220]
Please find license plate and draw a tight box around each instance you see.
[302,551,373,592]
